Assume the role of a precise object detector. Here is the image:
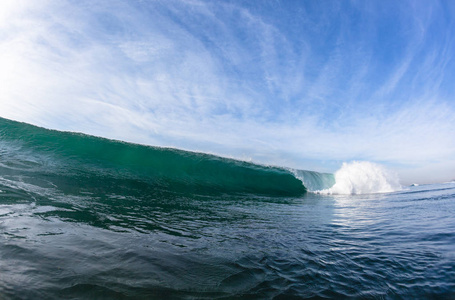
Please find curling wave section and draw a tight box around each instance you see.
[0,117,310,197]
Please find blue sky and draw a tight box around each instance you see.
[1,0,454,183]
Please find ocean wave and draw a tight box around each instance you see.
[0,117,402,197]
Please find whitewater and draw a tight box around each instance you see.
[1,117,454,299]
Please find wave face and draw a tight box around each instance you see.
[0,118,328,197]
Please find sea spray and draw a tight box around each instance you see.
[317,161,401,195]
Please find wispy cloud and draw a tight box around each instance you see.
[0,0,454,183]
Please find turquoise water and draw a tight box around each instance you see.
[0,118,454,299]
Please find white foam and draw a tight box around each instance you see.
[316,161,401,195]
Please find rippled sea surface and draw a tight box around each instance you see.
[1,179,454,299]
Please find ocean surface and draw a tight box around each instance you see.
[0,117,454,299]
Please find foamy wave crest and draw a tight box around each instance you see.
[317,161,401,195]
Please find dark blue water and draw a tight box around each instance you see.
[1,180,454,299]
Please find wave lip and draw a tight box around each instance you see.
[315,161,401,195]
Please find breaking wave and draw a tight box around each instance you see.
[0,118,400,197]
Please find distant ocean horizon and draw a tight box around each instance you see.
[1,117,454,299]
